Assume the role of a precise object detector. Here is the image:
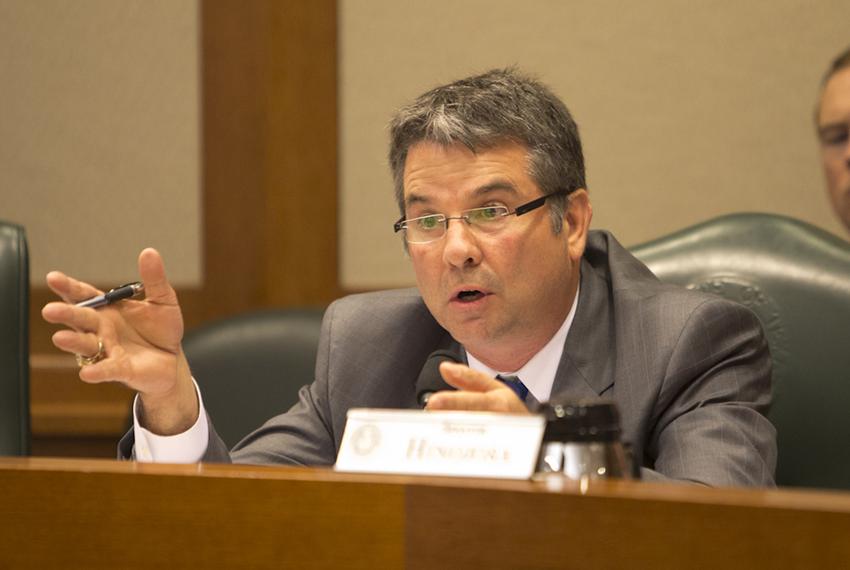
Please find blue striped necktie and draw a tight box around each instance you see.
[496,374,529,402]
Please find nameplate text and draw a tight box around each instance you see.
[335,408,545,479]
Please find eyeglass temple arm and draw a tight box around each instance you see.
[513,195,548,216]
[513,188,570,216]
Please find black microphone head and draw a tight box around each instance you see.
[415,349,463,407]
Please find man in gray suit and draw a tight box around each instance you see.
[43,69,776,485]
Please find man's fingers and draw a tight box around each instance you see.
[138,248,178,304]
[426,390,525,413]
[439,361,504,392]
[49,328,123,384]
[51,329,102,356]
[78,357,125,384]
[427,391,494,411]
[45,271,101,304]
[430,362,528,414]
[42,302,102,332]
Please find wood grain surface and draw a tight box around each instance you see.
[2,458,850,569]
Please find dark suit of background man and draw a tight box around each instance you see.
[43,68,776,485]
[817,46,850,234]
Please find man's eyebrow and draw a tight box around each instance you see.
[404,181,518,208]
[404,193,430,208]
[818,123,849,142]
[471,181,519,197]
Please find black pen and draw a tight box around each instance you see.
[75,282,145,308]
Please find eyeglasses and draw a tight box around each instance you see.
[393,188,569,245]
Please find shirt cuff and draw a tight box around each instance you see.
[132,378,209,463]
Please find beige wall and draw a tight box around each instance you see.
[1,0,201,286]
[340,0,850,289]
[4,2,849,292]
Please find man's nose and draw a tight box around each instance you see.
[442,219,481,268]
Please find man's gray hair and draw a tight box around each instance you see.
[388,68,586,233]
[822,45,850,85]
[816,45,850,122]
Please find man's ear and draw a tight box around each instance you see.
[564,189,592,263]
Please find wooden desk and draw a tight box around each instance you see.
[1,457,849,569]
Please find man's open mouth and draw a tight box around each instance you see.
[455,290,486,303]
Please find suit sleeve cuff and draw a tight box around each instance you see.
[132,378,209,463]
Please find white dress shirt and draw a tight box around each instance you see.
[132,379,208,463]
[465,284,578,403]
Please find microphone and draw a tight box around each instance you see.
[415,348,463,407]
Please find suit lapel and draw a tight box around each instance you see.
[552,256,616,399]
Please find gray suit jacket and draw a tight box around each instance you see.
[193,230,776,486]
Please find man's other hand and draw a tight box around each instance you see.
[424,361,529,414]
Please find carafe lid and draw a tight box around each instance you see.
[536,400,622,443]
